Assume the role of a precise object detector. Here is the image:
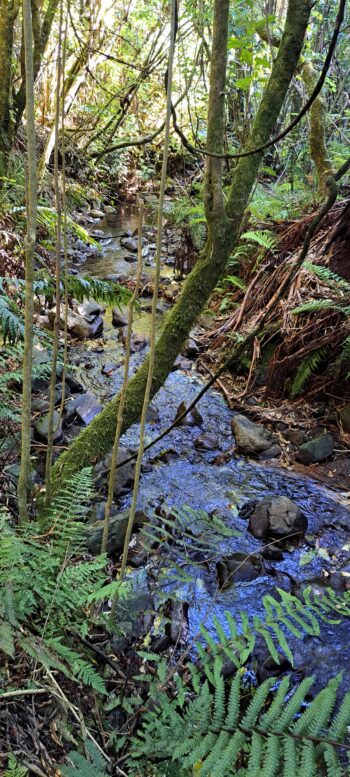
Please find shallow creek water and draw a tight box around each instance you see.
[71,208,350,692]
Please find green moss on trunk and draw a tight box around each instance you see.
[302,61,332,196]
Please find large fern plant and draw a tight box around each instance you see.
[0,468,127,693]
[290,262,350,395]
[131,657,350,776]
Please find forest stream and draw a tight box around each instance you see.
[55,207,350,697]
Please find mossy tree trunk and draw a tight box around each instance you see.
[256,20,333,198]
[51,0,313,494]
[302,61,333,196]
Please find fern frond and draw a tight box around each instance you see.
[303,262,350,293]
[3,755,28,777]
[241,230,277,251]
[292,299,341,315]
[33,273,131,307]
[291,347,328,397]
[197,587,349,672]
[131,665,350,776]
[0,293,24,344]
[61,742,109,777]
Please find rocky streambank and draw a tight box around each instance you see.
[23,206,350,695]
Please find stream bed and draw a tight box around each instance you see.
[66,208,350,694]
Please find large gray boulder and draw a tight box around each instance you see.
[112,306,128,327]
[75,392,102,425]
[231,414,275,454]
[297,433,334,464]
[248,496,307,541]
[34,410,62,443]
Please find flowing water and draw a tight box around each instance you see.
[70,208,350,692]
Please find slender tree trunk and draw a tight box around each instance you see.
[44,0,63,504]
[17,0,38,521]
[51,0,313,495]
[0,0,18,163]
[13,0,59,131]
[115,0,176,587]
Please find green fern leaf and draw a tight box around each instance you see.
[291,347,328,398]
[241,230,277,251]
[4,754,28,777]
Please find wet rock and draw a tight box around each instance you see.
[124,254,137,263]
[231,414,275,454]
[67,314,92,339]
[103,205,117,215]
[101,362,118,375]
[175,401,203,427]
[194,433,219,451]
[172,356,193,371]
[63,394,86,424]
[120,236,138,252]
[34,411,62,442]
[112,306,128,327]
[217,553,264,588]
[76,300,104,318]
[146,404,160,424]
[65,373,84,393]
[94,446,136,496]
[32,397,50,414]
[87,506,146,556]
[297,433,334,464]
[248,496,307,541]
[89,209,104,218]
[259,444,282,460]
[75,392,102,425]
[129,333,149,352]
[183,338,199,358]
[88,314,104,337]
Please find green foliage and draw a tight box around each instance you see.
[0,286,24,344]
[241,230,277,252]
[33,272,132,307]
[11,205,100,247]
[0,273,131,348]
[292,299,341,315]
[337,334,350,378]
[249,181,313,222]
[139,505,242,586]
[61,742,109,777]
[3,755,28,777]
[196,587,350,669]
[0,470,128,692]
[291,347,328,398]
[303,262,350,293]
[166,190,207,250]
[131,658,350,776]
